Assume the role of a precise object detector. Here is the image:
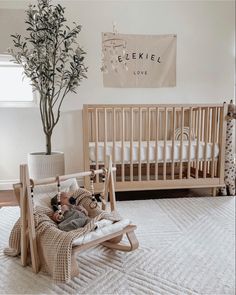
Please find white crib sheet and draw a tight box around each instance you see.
[89,140,219,163]
[72,218,130,246]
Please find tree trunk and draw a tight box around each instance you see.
[46,133,52,155]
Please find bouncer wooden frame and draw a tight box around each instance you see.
[83,103,228,196]
[13,158,139,277]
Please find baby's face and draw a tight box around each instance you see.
[60,192,70,205]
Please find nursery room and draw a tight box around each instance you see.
[0,0,235,294]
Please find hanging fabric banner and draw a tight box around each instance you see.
[102,33,177,88]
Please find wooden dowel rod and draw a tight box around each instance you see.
[130,107,133,182]
[112,108,116,183]
[147,108,150,181]
[138,108,142,181]
[187,107,192,179]
[155,107,159,180]
[211,107,217,178]
[104,108,107,169]
[195,107,201,179]
[215,107,220,176]
[29,167,117,186]
[203,107,209,178]
[95,108,99,183]
[163,108,167,180]
[121,108,125,182]
[171,107,176,180]
[179,107,184,179]
[112,108,116,163]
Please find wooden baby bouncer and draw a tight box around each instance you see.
[13,157,139,282]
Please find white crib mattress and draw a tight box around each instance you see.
[72,218,130,246]
[89,140,220,163]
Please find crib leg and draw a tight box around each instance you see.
[71,253,79,277]
[212,187,217,197]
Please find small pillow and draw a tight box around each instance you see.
[33,178,79,209]
[174,127,195,141]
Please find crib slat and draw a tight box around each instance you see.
[121,108,125,182]
[191,109,195,172]
[216,107,220,143]
[199,107,204,172]
[155,107,159,180]
[179,107,184,179]
[171,107,176,180]
[147,108,150,181]
[112,108,116,182]
[215,107,220,175]
[203,107,209,178]
[112,108,116,163]
[104,108,107,170]
[138,108,142,181]
[187,107,192,179]
[209,108,213,176]
[211,107,217,177]
[195,107,201,179]
[95,108,99,183]
[130,107,133,182]
[207,108,212,174]
[163,108,167,180]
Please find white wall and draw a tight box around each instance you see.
[0,0,235,188]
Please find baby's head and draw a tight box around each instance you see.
[51,192,73,211]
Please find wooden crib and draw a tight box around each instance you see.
[83,103,228,195]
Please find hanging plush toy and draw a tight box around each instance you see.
[219,100,236,196]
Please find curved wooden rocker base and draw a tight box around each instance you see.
[102,226,139,252]
[71,225,139,277]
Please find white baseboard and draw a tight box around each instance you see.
[0,179,18,190]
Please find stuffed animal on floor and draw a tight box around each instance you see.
[219,100,236,196]
[51,192,91,231]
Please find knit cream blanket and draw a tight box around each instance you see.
[4,188,121,283]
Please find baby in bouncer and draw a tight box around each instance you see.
[51,191,91,231]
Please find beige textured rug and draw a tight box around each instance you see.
[0,197,235,294]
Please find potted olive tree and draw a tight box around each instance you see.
[9,0,87,178]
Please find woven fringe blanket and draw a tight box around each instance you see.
[4,188,121,283]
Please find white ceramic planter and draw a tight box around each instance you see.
[28,152,65,179]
